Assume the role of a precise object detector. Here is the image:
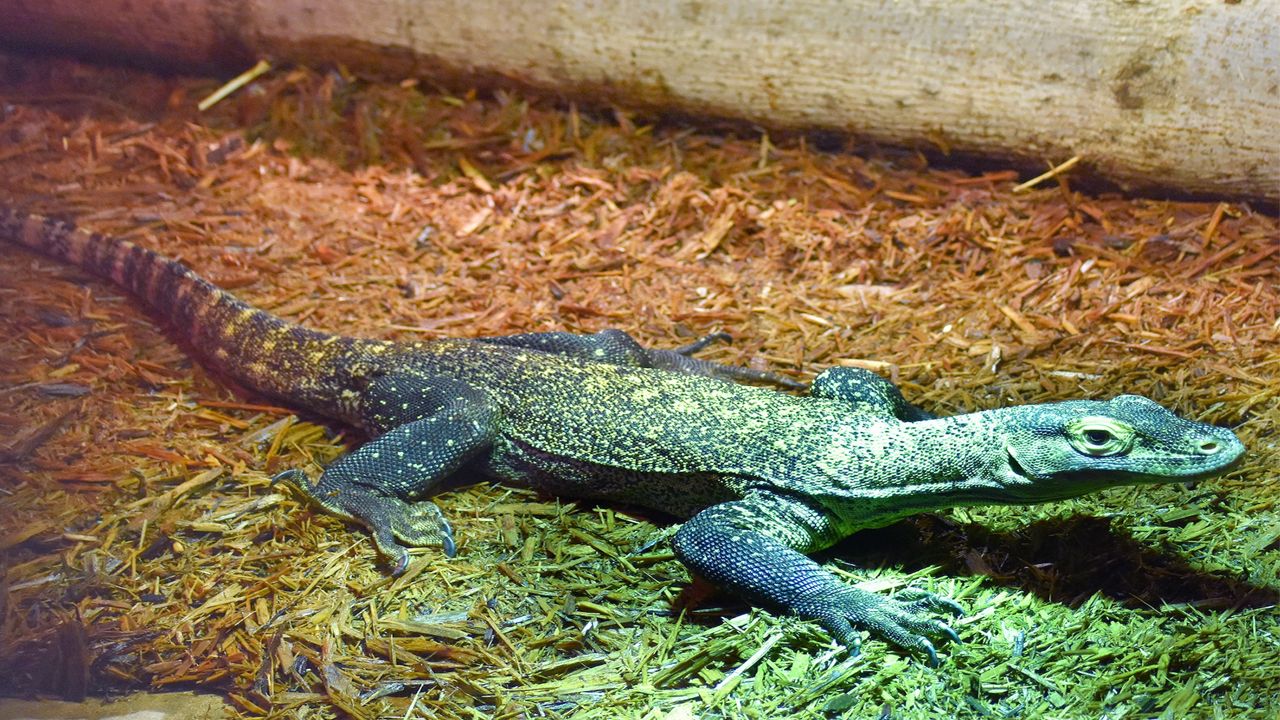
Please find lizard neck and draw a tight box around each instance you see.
[804,410,1021,534]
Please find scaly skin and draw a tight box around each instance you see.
[1,206,1245,665]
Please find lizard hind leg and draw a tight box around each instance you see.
[478,328,805,389]
[275,389,497,574]
[642,330,806,389]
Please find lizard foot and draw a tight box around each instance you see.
[386,498,456,559]
[368,496,456,574]
[273,468,456,574]
[795,584,963,666]
[661,331,806,390]
[673,332,733,356]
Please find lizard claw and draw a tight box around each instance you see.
[440,526,456,558]
[388,546,411,576]
[943,625,961,645]
[920,638,939,667]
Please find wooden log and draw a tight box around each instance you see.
[2,0,1276,201]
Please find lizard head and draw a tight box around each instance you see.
[998,394,1244,500]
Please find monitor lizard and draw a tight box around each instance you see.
[0,206,1245,665]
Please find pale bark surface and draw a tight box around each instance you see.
[2,0,1276,200]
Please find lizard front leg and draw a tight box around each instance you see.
[278,389,497,574]
[672,493,962,664]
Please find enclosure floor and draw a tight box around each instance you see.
[0,51,1276,720]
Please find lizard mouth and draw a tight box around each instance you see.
[1006,450,1031,481]
[995,447,1071,502]
[995,431,1245,505]
[1003,446,1052,486]
[1001,447,1114,502]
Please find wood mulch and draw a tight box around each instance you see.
[0,52,1276,719]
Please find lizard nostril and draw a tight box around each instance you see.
[1197,440,1220,455]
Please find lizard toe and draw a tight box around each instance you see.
[673,331,733,356]
[895,587,966,617]
[270,468,307,487]
[388,500,456,554]
[272,468,349,518]
[813,613,863,656]
[863,611,951,665]
[370,526,411,575]
[882,600,961,645]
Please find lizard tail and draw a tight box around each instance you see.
[1,206,387,419]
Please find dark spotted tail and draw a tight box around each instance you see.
[0,206,386,420]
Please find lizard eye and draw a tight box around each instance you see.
[1067,417,1134,457]
[1084,429,1113,446]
